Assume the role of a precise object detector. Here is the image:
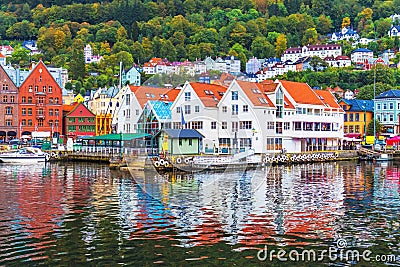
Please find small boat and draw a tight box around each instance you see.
[0,147,49,163]
[375,153,393,161]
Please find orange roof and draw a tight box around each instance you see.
[313,90,343,111]
[133,86,181,108]
[284,95,295,109]
[189,82,227,107]
[236,80,275,107]
[63,103,78,112]
[0,53,5,58]
[279,80,324,106]
[128,85,140,93]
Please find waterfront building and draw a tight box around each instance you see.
[156,129,203,155]
[63,103,96,138]
[338,99,374,138]
[18,61,63,138]
[116,85,180,134]
[137,100,173,136]
[217,80,343,154]
[170,82,227,153]
[96,114,112,135]
[88,86,120,116]
[0,65,19,141]
[374,90,400,136]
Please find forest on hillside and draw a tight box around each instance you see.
[1,0,400,94]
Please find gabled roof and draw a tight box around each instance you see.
[340,99,374,112]
[20,61,61,91]
[133,86,180,108]
[189,82,227,107]
[376,90,400,99]
[66,102,95,117]
[157,129,204,139]
[313,90,343,111]
[235,80,275,107]
[279,80,324,106]
[63,103,78,113]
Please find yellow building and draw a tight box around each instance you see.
[96,114,112,135]
[338,99,374,138]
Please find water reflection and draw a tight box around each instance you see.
[0,161,399,265]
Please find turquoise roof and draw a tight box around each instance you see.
[148,100,172,120]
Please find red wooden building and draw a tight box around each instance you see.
[18,61,63,138]
[64,102,96,138]
[0,65,19,142]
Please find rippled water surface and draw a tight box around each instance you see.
[0,161,399,266]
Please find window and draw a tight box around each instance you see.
[294,122,302,131]
[211,121,217,129]
[28,97,32,103]
[195,106,200,113]
[355,113,360,122]
[344,114,347,122]
[389,102,394,109]
[34,85,38,92]
[222,121,227,129]
[5,106,12,115]
[28,108,32,115]
[192,121,203,129]
[55,98,59,104]
[222,106,227,112]
[284,122,290,130]
[355,125,360,133]
[38,119,44,127]
[232,91,238,100]
[29,85,32,92]
[173,122,182,129]
[176,107,181,113]
[49,120,53,127]
[126,94,130,105]
[349,113,354,121]
[232,104,238,115]
[389,114,394,121]
[184,105,191,114]
[10,96,14,103]
[2,84,8,90]
[68,126,76,132]
[276,88,284,118]
[43,86,46,93]
[349,125,354,133]
[88,118,95,123]
[22,96,26,103]
[39,76,42,82]
[267,122,274,130]
[377,103,381,110]
[296,107,302,114]
[55,109,59,116]
[240,121,252,129]
[232,122,238,132]
[49,109,53,116]
[78,118,85,123]
[55,120,59,126]
[185,92,191,101]
[2,96,7,102]
[49,98,53,104]
[49,86,52,93]
[243,105,248,112]
[276,122,282,134]
[22,119,26,126]
[219,138,231,147]
[179,138,182,146]
[5,119,11,126]
[22,108,26,115]
[28,119,32,126]
[383,103,387,109]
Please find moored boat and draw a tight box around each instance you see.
[0,147,49,163]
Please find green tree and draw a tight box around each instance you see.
[10,46,30,66]
[274,33,287,57]
[69,41,86,81]
[367,118,382,136]
[251,36,274,58]
[302,28,318,45]
[356,82,393,100]
[316,14,333,35]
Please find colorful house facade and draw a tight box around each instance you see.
[374,90,400,136]
[338,99,374,138]
[18,61,63,138]
[0,65,19,141]
[64,103,96,138]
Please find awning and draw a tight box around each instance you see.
[344,133,361,138]
[7,131,17,136]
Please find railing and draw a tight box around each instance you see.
[71,146,158,157]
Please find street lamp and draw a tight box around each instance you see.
[363,101,367,144]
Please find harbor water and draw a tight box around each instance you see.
[0,161,399,266]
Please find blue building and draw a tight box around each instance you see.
[122,65,141,86]
[374,90,400,136]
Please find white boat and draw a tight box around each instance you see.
[375,153,393,161]
[0,147,49,163]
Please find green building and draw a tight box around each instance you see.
[156,129,203,155]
